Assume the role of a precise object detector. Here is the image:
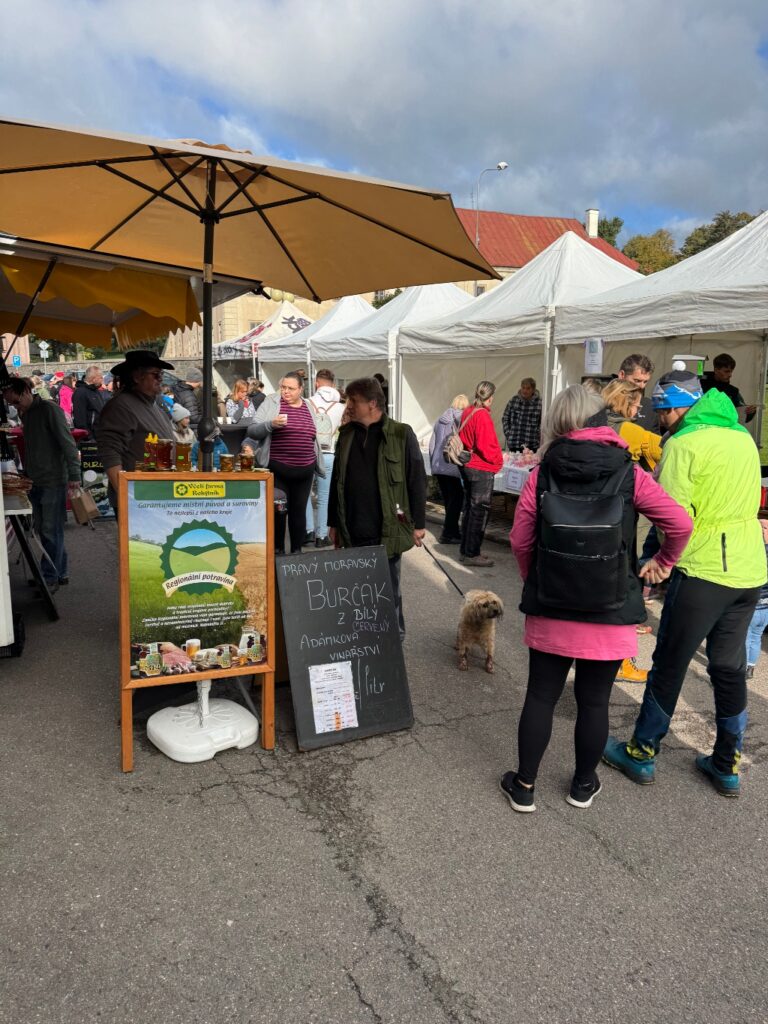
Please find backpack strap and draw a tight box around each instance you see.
[456,406,479,436]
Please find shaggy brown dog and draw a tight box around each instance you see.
[456,589,504,673]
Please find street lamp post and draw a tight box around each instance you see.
[474,161,508,295]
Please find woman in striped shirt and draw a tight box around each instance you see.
[246,372,325,553]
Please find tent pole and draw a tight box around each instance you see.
[4,256,58,359]
[199,160,217,472]
[387,327,397,418]
[757,329,768,452]
[542,305,555,413]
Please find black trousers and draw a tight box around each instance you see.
[517,649,622,785]
[354,537,406,640]
[270,460,315,553]
[435,473,464,540]
[648,570,760,720]
[459,466,494,557]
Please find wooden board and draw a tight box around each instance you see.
[276,545,413,750]
[118,471,275,770]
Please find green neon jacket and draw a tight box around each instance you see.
[656,389,765,588]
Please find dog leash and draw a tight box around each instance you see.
[423,544,466,599]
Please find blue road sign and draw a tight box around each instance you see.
[12,355,21,367]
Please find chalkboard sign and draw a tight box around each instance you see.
[276,545,413,750]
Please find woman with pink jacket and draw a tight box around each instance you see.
[503,385,693,813]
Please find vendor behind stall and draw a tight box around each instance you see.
[1,377,81,591]
[95,351,176,511]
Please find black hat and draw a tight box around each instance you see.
[110,350,175,375]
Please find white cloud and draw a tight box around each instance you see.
[1,0,767,237]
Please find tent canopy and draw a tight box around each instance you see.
[555,211,768,345]
[312,283,472,361]
[213,300,313,359]
[0,247,203,350]
[258,294,373,365]
[399,231,642,355]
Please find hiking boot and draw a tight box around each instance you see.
[746,665,755,681]
[602,736,656,784]
[464,554,495,568]
[500,771,535,813]
[616,658,648,684]
[695,754,740,797]
[566,776,603,808]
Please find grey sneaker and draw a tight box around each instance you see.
[464,554,495,567]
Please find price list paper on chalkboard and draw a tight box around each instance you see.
[309,662,359,733]
[277,545,413,750]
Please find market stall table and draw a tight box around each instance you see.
[3,490,59,621]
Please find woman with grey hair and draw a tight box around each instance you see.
[457,380,503,568]
[502,385,693,813]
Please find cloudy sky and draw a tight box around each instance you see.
[2,0,767,245]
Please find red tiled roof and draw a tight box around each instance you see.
[455,209,639,271]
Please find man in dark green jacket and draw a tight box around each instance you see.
[328,377,426,640]
[2,377,81,590]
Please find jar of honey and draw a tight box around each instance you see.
[155,438,173,471]
[219,454,234,472]
[175,442,192,471]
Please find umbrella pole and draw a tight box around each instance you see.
[199,161,217,472]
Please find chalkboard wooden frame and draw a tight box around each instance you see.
[276,545,413,750]
[118,471,275,771]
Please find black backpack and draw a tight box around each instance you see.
[536,462,633,613]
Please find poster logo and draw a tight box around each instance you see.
[159,520,238,595]
[173,481,226,499]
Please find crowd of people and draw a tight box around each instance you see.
[2,346,766,807]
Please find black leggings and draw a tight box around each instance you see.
[517,649,621,786]
[270,460,315,553]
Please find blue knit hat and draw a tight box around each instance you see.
[652,368,703,409]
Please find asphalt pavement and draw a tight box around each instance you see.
[2,516,767,1024]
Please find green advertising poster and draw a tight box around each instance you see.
[125,477,268,679]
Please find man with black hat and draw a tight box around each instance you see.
[96,350,176,511]
[172,367,204,430]
[604,366,765,798]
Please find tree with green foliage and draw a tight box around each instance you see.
[597,216,624,248]
[372,288,402,309]
[622,230,679,275]
[680,210,755,259]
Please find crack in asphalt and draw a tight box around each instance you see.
[216,737,491,1024]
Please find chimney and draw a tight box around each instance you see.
[585,208,599,238]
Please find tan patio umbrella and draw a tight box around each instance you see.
[0,116,497,465]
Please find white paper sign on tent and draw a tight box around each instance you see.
[584,338,604,374]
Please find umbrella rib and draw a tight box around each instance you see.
[151,148,205,213]
[218,195,314,220]
[250,168,494,279]
[218,164,321,301]
[90,157,206,251]
[98,163,202,217]
[0,152,178,175]
[214,165,267,216]
[290,179,495,277]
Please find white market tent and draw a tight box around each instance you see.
[553,210,768,441]
[398,231,641,442]
[213,299,314,360]
[211,299,314,393]
[257,294,374,391]
[311,283,472,411]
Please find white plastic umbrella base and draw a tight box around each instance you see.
[147,686,259,763]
